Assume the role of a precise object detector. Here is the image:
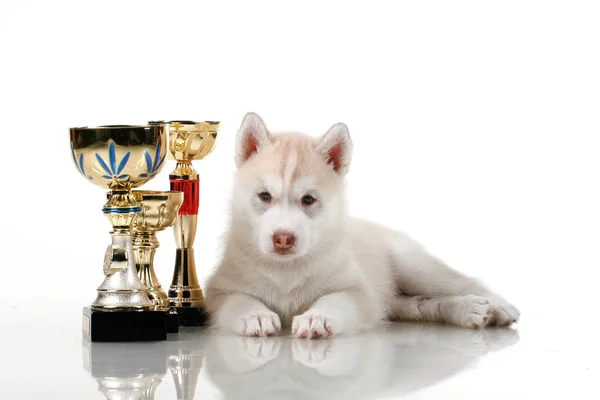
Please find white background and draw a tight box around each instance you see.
[0,0,599,366]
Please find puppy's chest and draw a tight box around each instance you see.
[246,273,322,320]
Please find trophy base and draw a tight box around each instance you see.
[82,307,167,342]
[173,306,207,326]
[167,310,180,333]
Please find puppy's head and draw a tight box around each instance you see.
[231,112,352,262]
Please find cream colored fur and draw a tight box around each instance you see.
[204,112,519,338]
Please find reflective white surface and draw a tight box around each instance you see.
[1,295,596,399]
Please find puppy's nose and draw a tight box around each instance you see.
[272,231,296,250]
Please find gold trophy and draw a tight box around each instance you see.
[70,124,169,342]
[149,120,220,326]
[131,190,184,333]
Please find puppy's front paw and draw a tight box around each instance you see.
[292,314,333,339]
[239,312,281,337]
[489,301,520,326]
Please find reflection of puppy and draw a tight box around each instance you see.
[203,324,519,400]
[205,112,520,338]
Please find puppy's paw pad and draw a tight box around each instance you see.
[292,314,333,339]
[457,295,492,329]
[240,312,281,337]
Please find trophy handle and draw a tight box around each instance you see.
[103,245,127,276]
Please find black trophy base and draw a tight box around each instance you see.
[174,306,207,326]
[166,310,180,333]
[82,307,167,342]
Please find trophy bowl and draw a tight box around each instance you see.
[132,190,184,232]
[70,124,168,227]
[149,120,219,162]
[70,125,167,188]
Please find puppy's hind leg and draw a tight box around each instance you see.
[390,295,493,328]
[387,231,520,327]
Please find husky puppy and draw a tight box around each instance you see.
[204,112,520,338]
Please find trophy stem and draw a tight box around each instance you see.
[168,171,206,325]
[133,233,169,312]
[91,192,154,312]
[168,248,203,306]
[91,231,154,312]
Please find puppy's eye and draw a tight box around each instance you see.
[258,192,272,202]
[301,194,316,205]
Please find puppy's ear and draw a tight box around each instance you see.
[316,123,353,175]
[235,112,272,167]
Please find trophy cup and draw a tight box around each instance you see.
[149,120,220,326]
[70,124,169,342]
[131,190,184,333]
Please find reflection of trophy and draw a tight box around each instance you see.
[70,125,168,341]
[149,120,220,326]
[166,330,206,400]
[131,190,184,333]
[82,340,167,400]
[82,331,206,400]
